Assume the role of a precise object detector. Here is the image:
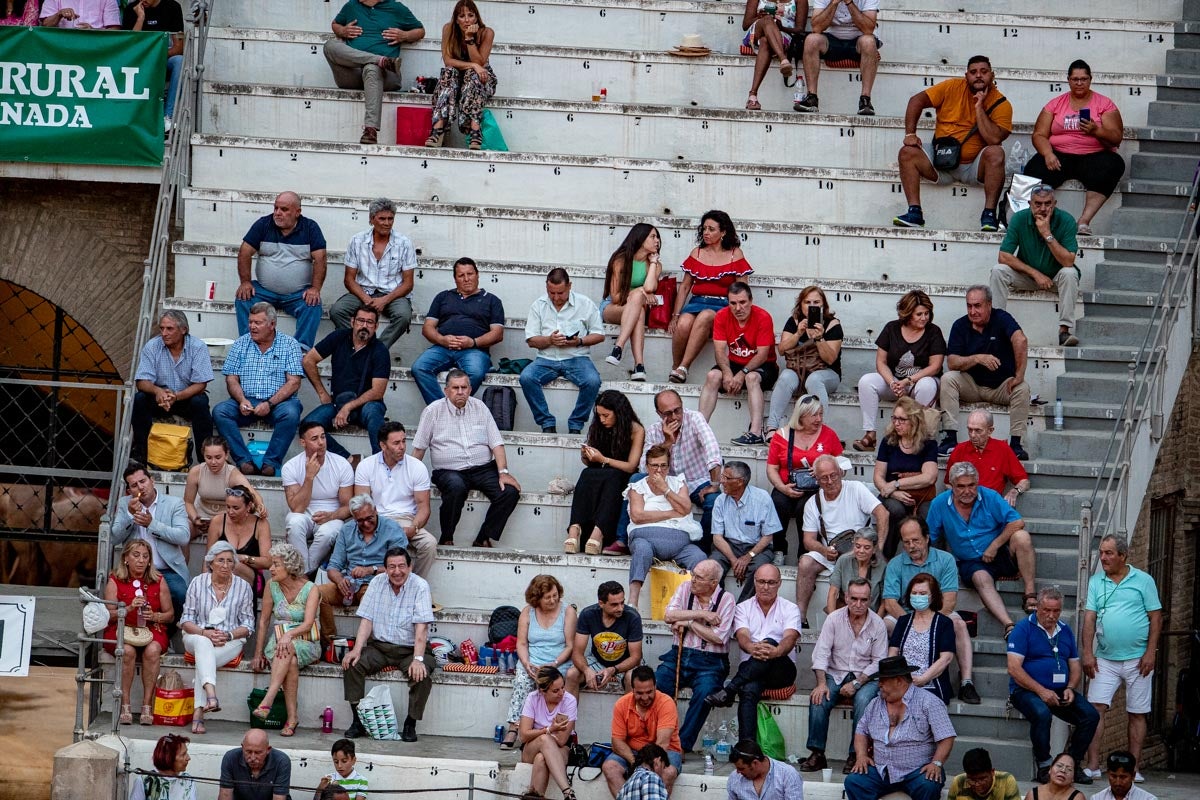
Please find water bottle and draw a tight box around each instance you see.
[715,722,731,760]
[704,754,715,775]
[134,587,146,627]
[701,722,717,756]
[1054,398,1064,431]
[792,75,806,105]
[321,706,334,734]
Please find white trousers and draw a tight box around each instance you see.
[183,633,246,707]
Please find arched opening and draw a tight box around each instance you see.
[0,279,122,587]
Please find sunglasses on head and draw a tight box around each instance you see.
[225,488,247,497]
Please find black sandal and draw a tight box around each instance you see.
[1023,593,1038,613]
[500,727,518,749]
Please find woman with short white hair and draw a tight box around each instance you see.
[180,541,256,734]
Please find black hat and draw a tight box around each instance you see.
[876,655,919,679]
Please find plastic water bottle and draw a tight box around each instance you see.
[321,706,334,734]
[701,722,717,756]
[1054,398,1064,431]
[792,75,806,105]
[704,754,715,775]
[715,722,731,760]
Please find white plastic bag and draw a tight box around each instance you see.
[357,684,401,740]
[1006,173,1044,217]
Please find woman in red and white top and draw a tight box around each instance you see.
[1022,59,1125,235]
[666,210,753,384]
[765,395,843,565]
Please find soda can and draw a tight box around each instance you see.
[205,280,216,300]
[494,724,505,742]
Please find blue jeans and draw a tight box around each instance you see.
[845,765,944,800]
[411,345,492,404]
[164,54,183,119]
[616,476,716,548]
[234,281,322,350]
[301,391,387,457]
[162,570,188,629]
[212,396,302,471]
[1009,686,1101,764]
[518,356,601,432]
[806,674,880,753]
[655,647,729,751]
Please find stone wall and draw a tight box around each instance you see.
[1097,345,1200,769]
[0,179,158,379]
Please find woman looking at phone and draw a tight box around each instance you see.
[518,666,579,800]
[766,286,842,435]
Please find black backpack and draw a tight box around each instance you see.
[482,386,517,431]
[487,605,521,646]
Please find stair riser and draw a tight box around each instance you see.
[1146,101,1200,131]
[1071,317,1162,346]
[1034,432,1113,461]
[1166,48,1200,74]
[1093,264,1168,291]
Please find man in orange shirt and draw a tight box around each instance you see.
[892,55,1013,232]
[603,666,683,797]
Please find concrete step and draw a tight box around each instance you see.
[171,246,1082,346]
[1077,288,1159,317]
[898,0,1181,20]
[1031,428,1116,462]
[1146,100,1200,131]
[1035,402,1129,433]
[1155,73,1200,102]
[202,29,1157,126]
[1166,47,1200,74]
[1092,259,1167,291]
[1130,123,1200,145]
[188,134,1119,234]
[210,0,1175,74]
[1120,176,1200,208]
[1073,312,1163,346]
[1130,151,1200,182]
[1112,207,1191,240]
[177,189,1116,280]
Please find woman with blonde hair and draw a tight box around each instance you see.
[105,539,173,726]
[872,396,938,557]
[183,435,265,540]
[765,394,842,565]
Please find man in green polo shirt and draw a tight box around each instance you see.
[323,0,425,145]
[1080,534,1162,783]
[947,747,1020,800]
[988,183,1081,347]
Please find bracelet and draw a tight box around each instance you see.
[471,337,477,348]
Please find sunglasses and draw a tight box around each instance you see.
[225,488,247,497]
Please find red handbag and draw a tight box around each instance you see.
[396,105,433,146]
[646,276,677,330]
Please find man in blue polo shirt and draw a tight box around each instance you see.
[927,461,1036,639]
[300,304,391,458]
[881,516,980,704]
[937,286,1031,460]
[235,191,328,350]
[1007,586,1099,785]
[410,257,505,404]
[131,309,214,465]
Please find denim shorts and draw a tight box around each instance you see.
[680,295,728,316]
[605,749,684,774]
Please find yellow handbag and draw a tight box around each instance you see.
[649,562,692,620]
[147,422,191,470]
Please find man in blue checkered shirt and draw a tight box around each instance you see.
[615,744,674,800]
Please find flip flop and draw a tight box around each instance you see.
[205,695,221,714]
[251,703,272,720]
[280,720,298,737]
[191,719,207,735]
[745,97,762,111]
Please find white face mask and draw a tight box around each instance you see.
[910,594,931,611]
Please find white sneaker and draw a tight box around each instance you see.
[1134,772,1145,784]
[772,552,785,567]
[1083,768,1103,780]
[163,117,173,133]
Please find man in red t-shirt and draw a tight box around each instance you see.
[945,409,1030,506]
[699,282,779,446]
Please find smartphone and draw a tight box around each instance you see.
[806,306,822,327]
[1079,108,1091,122]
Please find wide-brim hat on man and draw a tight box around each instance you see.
[877,655,918,679]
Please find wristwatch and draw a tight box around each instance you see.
[1044,235,1056,243]
[932,760,944,769]
[499,468,511,475]
[852,678,861,689]
[741,367,750,375]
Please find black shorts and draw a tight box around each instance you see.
[712,361,779,392]
[820,33,882,63]
[958,543,1019,584]
[1022,149,1126,198]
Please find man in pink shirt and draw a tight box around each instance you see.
[40,0,121,28]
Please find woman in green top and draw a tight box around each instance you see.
[601,223,663,382]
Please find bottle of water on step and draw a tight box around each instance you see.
[1054,398,1064,431]
[715,721,731,760]
[792,75,806,105]
[704,754,715,775]
[701,722,717,756]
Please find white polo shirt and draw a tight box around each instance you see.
[733,596,803,664]
[354,452,431,519]
[281,452,354,514]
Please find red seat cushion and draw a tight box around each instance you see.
[183,651,243,669]
[761,685,796,701]
[825,58,860,69]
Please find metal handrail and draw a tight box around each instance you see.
[1076,167,1200,622]
[98,0,217,590]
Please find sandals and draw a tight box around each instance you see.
[204,694,221,714]
[1023,593,1038,613]
[780,60,793,77]
[564,525,582,554]
[468,130,483,150]
[500,726,518,749]
[280,720,298,737]
[1004,623,1016,641]
[563,789,578,800]
[1077,223,1093,236]
[425,128,445,148]
[745,96,762,111]
[852,431,877,452]
[584,534,603,556]
[669,366,688,383]
[139,705,154,726]
[251,703,272,721]
[191,719,207,735]
[119,704,133,725]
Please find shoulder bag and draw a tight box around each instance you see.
[932,96,1007,170]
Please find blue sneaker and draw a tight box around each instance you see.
[893,207,925,228]
[980,208,1000,232]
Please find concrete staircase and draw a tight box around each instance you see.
[98,0,1199,788]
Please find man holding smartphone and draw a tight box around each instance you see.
[519,268,605,434]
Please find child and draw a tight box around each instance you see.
[315,739,369,800]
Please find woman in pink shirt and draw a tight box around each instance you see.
[1023,59,1125,235]
[1,0,40,25]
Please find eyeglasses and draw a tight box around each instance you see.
[1067,76,1091,82]
[815,473,841,484]
[1051,763,1074,773]
[657,406,683,417]
[754,579,780,586]
[891,415,910,422]
[797,394,819,405]
[225,488,247,497]
[647,462,670,470]
[353,317,379,326]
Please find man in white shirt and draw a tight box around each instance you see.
[1090,751,1156,800]
[283,421,354,573]
[796,0,882,115]
[519,268,605,434]
[796,454,888,626]
[329,198,416,350]
[353,420,438,578]
[411,370,521,547]
[704,564,801,743]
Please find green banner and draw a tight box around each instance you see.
[0,26,167,167]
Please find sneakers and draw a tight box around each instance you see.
[772,551,786,567]
[857,95,875,116]
[630,363,646,381]
[1059,330,1080,347]
[360,126,378,145]
[958,681,981,704]
[1074,766,1094,785]
[1083,768,1104,781]
[606,345,622,366]
[1010,439,1030,461]
[163,116,173,134]
[893,206,926,228]
[731,432,766,446]
[793,92,819,113]
[1135,772,1145,784]
[980,208,1000,232]
[936,434,958,456]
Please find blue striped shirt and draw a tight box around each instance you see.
[180,573,256,634]
[222,332,304,399]
[615,767,670,800]
[856,682,956,779]
[357,572,434,646]
[134,334,214,392]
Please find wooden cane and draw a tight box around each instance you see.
[673,627,684,700]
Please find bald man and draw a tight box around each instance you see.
[219,729,292,800]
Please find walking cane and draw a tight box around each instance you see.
[673,627,684,700]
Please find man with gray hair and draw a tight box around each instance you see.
[330,198,417,351]
[937,286,1031,461]
[945,409,1030,505]
[212,302,304,477]
[131,309,214,465]
[235,191,327,350]
[1081,534,1162,781]
[711,460,782,602]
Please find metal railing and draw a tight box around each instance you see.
[1076,169,1200,621]
[73,587,131,743]
[98,0,217,589]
